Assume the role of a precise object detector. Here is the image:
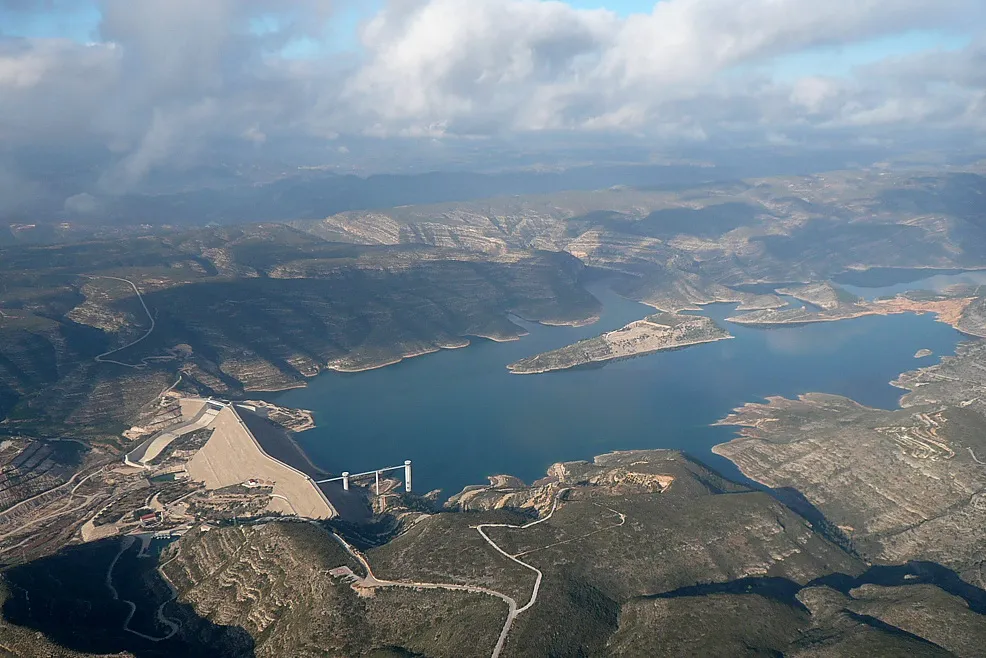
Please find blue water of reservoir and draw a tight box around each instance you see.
[839,269,986,300]
[267,275,967,499]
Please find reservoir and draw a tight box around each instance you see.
[837,268,986,300]
[267,279,966,499]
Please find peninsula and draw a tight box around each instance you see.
[726,281,870,325]
[507,312,731,374]
[727,282,986,336]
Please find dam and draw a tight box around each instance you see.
[185,403,339,519]
[126,397,351,520]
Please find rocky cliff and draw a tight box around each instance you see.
[714,343,986,586]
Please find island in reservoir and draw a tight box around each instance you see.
[507,312,732,374]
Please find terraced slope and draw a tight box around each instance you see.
[714,339,986,586]
[12,449,984,657]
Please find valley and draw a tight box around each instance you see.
[2,165,986,656]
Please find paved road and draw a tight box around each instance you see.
[125,403,220,467]
[333,489,577,658]
[88,275,156,369]
[331,532,519,656]
[270,493,300,515]
[107,536,180,642]
[0,465,103,524]
[473,491,567,656]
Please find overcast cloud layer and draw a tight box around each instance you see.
[1,0,985,204]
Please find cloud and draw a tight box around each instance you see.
[243,124,268,144]
[63,192,99,214]
[344,0,619,133]
[342,0,984,136]
[0,0,983,203]
[89,0,337,189]
[0,158,43,217]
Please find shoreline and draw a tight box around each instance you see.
[835,264,986,274]
[322,332,529,374]
[508,334,734,375]
[535,314,601,328]
[245,281,973,502]
[637,295,786,314]
[728,296,980,335]
[244,381,308,393]
[255,312,595,379]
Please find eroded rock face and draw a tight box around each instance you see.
[6,168,986,439]
[446,449,683,514]
[294,171,986,284]
[728,284,980,334]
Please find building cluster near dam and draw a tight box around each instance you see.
[122,396,410,523]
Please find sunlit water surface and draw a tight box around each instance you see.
[267,276,966,498]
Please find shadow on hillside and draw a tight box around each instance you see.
[644,575,808,610]
[811,561,986,615]
[641,560,986,620]
[2,537,256,658]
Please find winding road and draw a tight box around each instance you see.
[0,466,109,546]
[331,488,625,658]
[106,536,180,642]
[471,491,567,656]
[331,531,521,657]
[0,466,102,523]
[87,275,157,369]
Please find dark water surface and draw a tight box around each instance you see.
[832,267,983,289]
[839,269,986,300]
[267,281,964,499]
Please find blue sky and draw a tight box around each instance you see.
[563,0,656,13]
[0,2,102,41]
[0,0,660,53]
[0,0,970,78]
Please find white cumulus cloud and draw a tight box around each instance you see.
[0,0,982,198]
